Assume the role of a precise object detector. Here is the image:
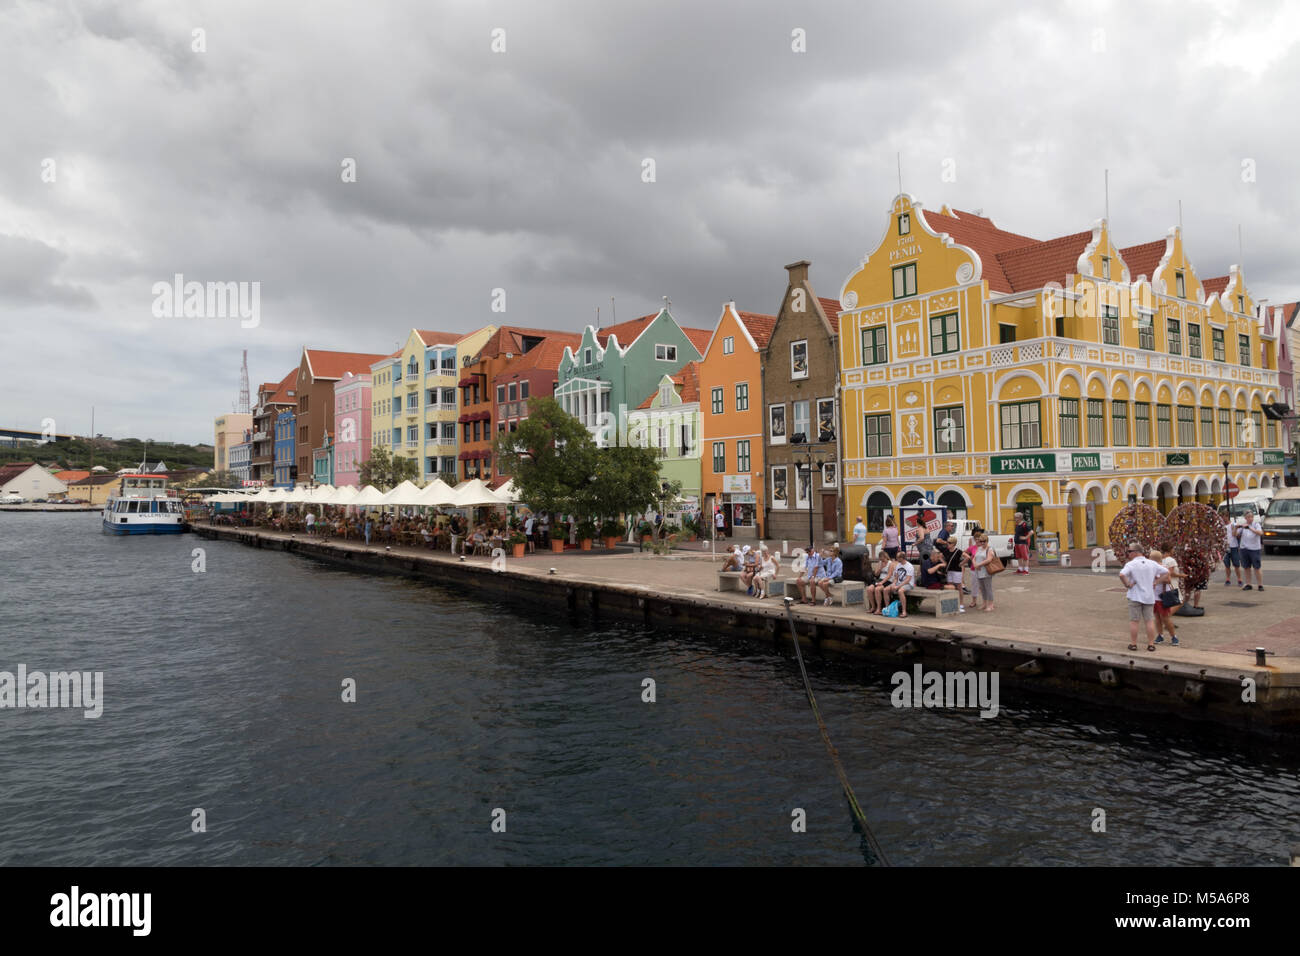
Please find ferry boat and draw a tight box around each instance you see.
[101,474,188,535]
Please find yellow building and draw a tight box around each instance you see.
[837,195,1286,550]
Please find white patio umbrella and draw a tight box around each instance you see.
[380,480,425,506]
[492,480,521,503]
[350,485,387,507]
[414,478,457,507]
[447,478,508,508]
[323,485,358,505]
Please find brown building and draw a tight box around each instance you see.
[250,370,295,485]
[761,260,843,548]
[491,333,582,482]
[457,327,562,482]
[67,473,120,506]
[295,349,387,484]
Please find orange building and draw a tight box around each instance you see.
[698,302,775,539]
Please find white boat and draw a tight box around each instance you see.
[101,474,187,535]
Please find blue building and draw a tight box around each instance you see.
[312,432,334,487]
[274,409,296,488]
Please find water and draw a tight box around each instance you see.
[1,512,1296,865]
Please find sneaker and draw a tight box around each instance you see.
[746,587,754,596]
[1155,635,1164,644]
[1258,586,1264,592]
[1171,637,1180,646]
[957,605,966,613]
[1242,584,1253,591]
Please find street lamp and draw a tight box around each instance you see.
[1223,457,1232,519]
[791,434,829,553]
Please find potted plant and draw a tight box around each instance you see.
[550,524,567,553]
[637,518,653,546]
[600,519,625,549]
[577,519,597,551]
[508,530,527,558]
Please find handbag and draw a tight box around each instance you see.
[985,551,1005,575]
[1159,589,1181,608]
[882,600,901,618]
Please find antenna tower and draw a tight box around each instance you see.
[238,350,251,415]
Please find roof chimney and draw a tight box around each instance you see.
[785,260,811,286]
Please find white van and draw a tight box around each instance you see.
[1262,488,1300,554]
[1217,490,1273,519]
[0,492,25,504]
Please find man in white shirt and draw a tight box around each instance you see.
[853,516,867,547]
[1235,509,1264,591]
[1118,541,1170,652]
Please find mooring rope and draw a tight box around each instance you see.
[783,598,891,866]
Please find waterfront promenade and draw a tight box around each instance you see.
[193,521,1300,678]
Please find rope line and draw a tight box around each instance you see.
[784,599,891,866]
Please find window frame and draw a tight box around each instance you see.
[892,263,917,299]
[722,335,734,355]
[712,441,725,474]
[861,325,888,366]
[654,343,677,362]
[1238,333,1251,367]
[1188,324,1202,358]
[735,382,749,412]
[1102,306,1120,345]
[863,413,893,458]
[1167,318,1181,355]
[933,405,965,454]
[737,439,751,473]
[898,212,910,236]
[1058,397,1080,449]
[1177,405,1196,447]
[1156,404,1172,448]
[929,312,960,356]
[1086,398,1105,447]
[999,400,1042,451]
[710,387,724,416]
[790,340,809,380]
[1133,402,1151,447]
[1212,328,1226,362]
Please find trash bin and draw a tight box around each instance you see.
[839,544,873,582]
[1035,532,1060,565]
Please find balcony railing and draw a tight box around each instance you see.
[405,440,419,450]
[431,436,456,446]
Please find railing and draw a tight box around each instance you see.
[437,402,457,411]
[405,441,419,450]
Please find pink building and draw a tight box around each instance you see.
[332,371,372,487]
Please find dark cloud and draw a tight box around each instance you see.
[1,0,1297,442]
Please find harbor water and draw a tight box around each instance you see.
[1,512,1296,865]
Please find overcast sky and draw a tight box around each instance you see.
[3,0,1297,444]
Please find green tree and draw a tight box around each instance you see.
[359,447,418,491]
[579,444,664,523]
[494,397,597,517]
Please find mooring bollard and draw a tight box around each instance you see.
[1290,844,1300,866]
[1255,647,1268,666]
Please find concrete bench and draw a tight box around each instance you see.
[717,571,748,592]
[782,579,864,606]
[903,589,962,618]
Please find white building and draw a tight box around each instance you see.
[0,462,68,500]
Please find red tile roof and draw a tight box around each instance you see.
[414,329,463,346]
[997,230,1092,292]
[816,297,842,335]
[496,333,582,378]
[1202,275,1230,298]
[682,327,712,355]
[736,310,776,348]
[595,315,656,348]
[920,207,1039,293]
[55,470,90,484]
[472,326,571,362]
[269,369,297,404]
[305,349,388,381]
[635,361,701,408]
[1119,239,1167,282]
[1283,302,1299,330]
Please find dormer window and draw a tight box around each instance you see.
[898,213,910,236]
[584,347,592,365]
[655,344,677,361]
[1101,256,1110,280]
[1175,271,1185,298]
[659,384,672,405]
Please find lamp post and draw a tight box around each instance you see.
[1223,457,1232,519]
[791,434,829,554]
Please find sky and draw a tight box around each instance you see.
[2,0,1298,445]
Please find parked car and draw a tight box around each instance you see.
[1262,488,1300,554]
[1218,490,1273,519]
[0,493,25,504]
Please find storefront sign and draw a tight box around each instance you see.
[722,475,751,493]
[1261,451,1284,465]
[990,452,1113,475]
[1165,453,1190,466]
[728,493,756,504]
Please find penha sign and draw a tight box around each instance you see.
[991,452,1114,475]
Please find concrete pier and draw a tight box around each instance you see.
[193,523,1300,734]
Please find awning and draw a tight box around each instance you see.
[458,451,472,461]
[457,414,471,424]
[458,376,476,387]
[476,411,491,422]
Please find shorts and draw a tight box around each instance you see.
[1239,549,1261,570]
[884,546,899,558]
[1224,548,1240,567]
[1014,543,1030,561]
[1154,602,1171,619]
[1128,600,1155,623]
[976,577,994,602]
[947,571,963,585]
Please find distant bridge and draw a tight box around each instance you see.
[0,427,75,448]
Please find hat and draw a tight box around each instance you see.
[742,545,751,553]
[1126,541,1145,554]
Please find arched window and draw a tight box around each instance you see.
[866,491,892,533]
[937,490,967,521]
